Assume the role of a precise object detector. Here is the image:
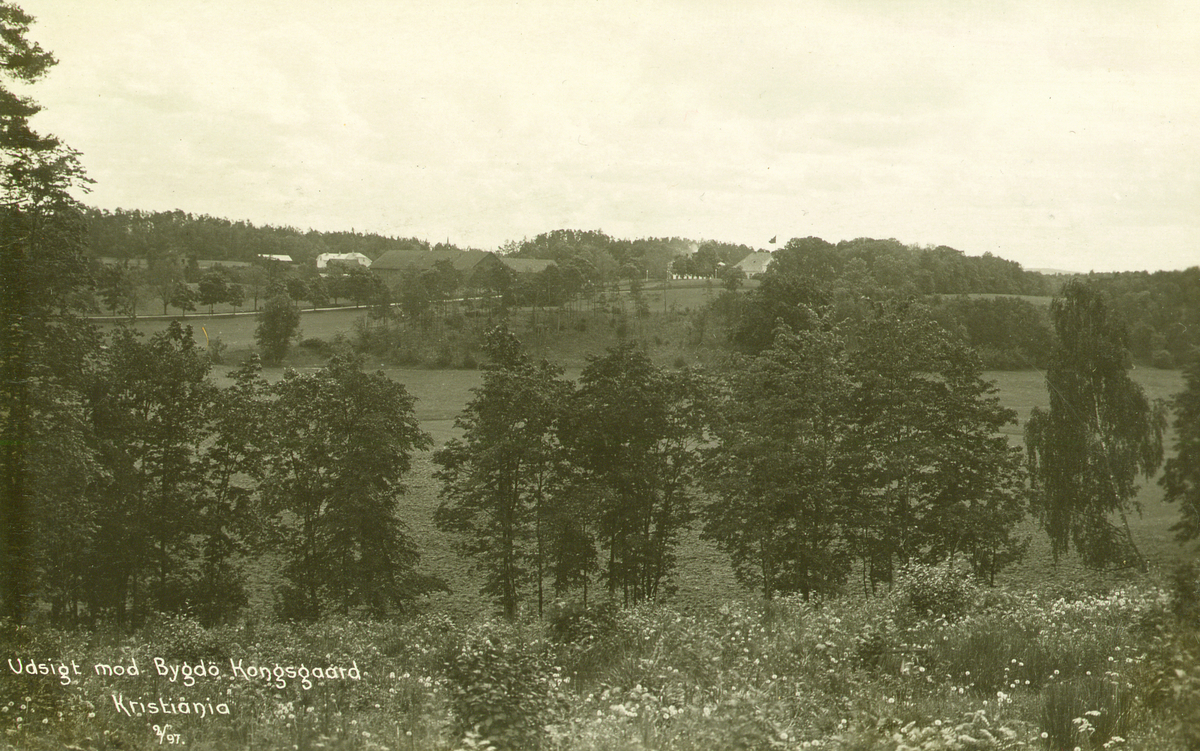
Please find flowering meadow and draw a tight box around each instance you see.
[3,560,1198,751]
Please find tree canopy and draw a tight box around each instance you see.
[1025,280,1167,568]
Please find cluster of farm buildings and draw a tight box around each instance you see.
[283,248,777,281]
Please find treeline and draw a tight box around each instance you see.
[720,237,1199,370]
[435,313,1030,620]
[85,212,1050,295]
[1089,268,1200,368]
[85,207,437,266]
[5,303,1027,627]
[512,231,1054,295]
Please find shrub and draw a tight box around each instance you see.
[141,613,234,661]
[893,558,980,623]
[206,335,227,364]
[443,622,564,751]
[548,600,619,646]
[1169,561,1200,623]
[298,336,329,354]
[1143,563,1200,749]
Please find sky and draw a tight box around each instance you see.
[13,0,1200,273]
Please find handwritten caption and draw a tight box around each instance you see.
[8,655,363,744]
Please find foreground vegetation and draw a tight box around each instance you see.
[4,561,1199,751]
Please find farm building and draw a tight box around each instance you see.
[734,251,774,277]
[370,249,505,289]
[316,252,371,270]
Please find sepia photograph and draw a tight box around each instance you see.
[3,1,1198,749]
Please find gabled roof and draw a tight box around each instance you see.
[316,252,371,269]
[735,251,774,274]
[371,249,493,273]
[498,257,557,274]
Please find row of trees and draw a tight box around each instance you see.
[435,307,1030,618]
[437,275,1199,617]
[86,206,434,267]
[94,259,394,317]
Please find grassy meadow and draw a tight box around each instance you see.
[26,304,1197,751]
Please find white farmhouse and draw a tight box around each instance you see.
[734,251,774,277]
[316,252,372,270]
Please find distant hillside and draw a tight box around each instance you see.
[80,207,1197,367]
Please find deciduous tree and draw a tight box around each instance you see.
[84,323,215,626]
[97,264,140,316]
[434,326,571,618]
[262,356,440,619]
[702,320,852,600]
[558,344,710,604]
[255,293,300,365]
[193,355,270,625]
[1025,280,1167,568]
[197,269,230,313]
[841,302,1028,587]
[168,279,196,316]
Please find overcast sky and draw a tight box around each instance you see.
[15,0,1200,272]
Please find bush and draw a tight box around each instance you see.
[298,336,330,354]
[548,600,619,646]
[255,294,301,365]
[443,622,564,751]
[206,335,227,364]
[141,613,232,661]
[893,558,980,623]
[1152,349,1175,369]
[1142,563,1200,749]
[1169,562,1200,623]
